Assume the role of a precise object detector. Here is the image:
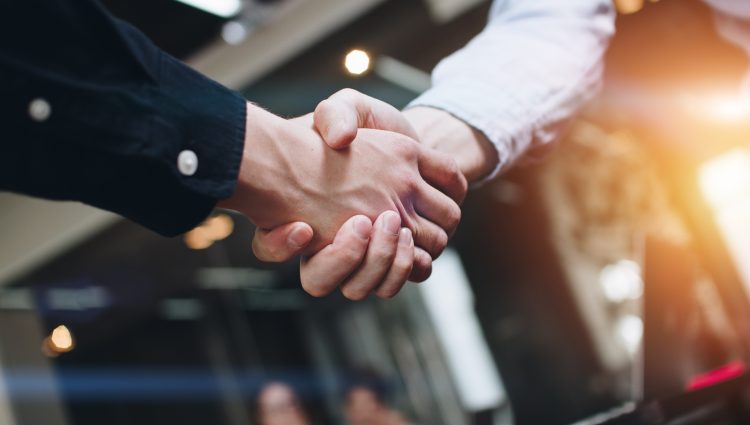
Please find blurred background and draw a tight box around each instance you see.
[4,0,750,424]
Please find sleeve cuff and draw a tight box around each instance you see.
[151,51,247,201]
[407,78,532,185]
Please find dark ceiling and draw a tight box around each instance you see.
[101,0,227,59]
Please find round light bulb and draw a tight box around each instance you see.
[344,49,371,76]
[50,325,74,352]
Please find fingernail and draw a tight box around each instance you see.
[353,216,372,239]
[381,211,401,235]
[399,228,413,246]
[288,225,311,248]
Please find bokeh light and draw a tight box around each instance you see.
[42,325,75,357]
[344,49,371,76]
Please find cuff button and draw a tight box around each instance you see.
[178,150,199,176]
[29,98,52,122]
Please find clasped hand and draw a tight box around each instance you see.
[220,89,467,300]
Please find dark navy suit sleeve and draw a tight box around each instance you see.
[0,0,246,236]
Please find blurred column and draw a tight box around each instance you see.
[0,352,15,425]
[418,249,507,413]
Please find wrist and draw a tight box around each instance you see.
[218,103,302,226]
[404,107,499,183]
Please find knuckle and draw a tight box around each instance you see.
[446,159,461,179]
[341,285,368,301]
[399,172,420,194]
[438,230,449,250]
[339,245,365,266]
[431,231,449,257]
[369,245,395,264]
[444,159,468,198]
[448,205,462,230]
[300,278,330,298]
[392,138,418,158]
[336,88,358,100]
[458,173,469,196]
[315,98,334,115]
[394,255,415,276]
[403,141,420,161]
[376,286,399,299]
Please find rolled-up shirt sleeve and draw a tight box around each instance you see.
[409,0,615,180]
[0,0,246,236]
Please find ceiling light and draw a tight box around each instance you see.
[344,49,371,76]
[222,21,249,45]
[173,0,242,18]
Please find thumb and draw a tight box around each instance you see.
[314,88,419,149]
[252,222,314,262]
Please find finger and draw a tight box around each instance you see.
[414,181,462,238]
[340,211,402,301]
[412,216,449,259]
[409,248,433,282]
[314,89,418,149]
[299,216,372,297]
[375,228,415,299]
[252,222,314,262]
[417,146,468,205]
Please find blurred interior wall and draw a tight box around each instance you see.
[0,310,68,425]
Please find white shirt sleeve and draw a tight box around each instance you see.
[408,0,616,180]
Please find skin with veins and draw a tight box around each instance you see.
[221,104,460,257]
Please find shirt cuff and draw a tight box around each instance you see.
[88,51,248,237]
[151,51,247,201]
[407,78,526,185]
[121,52,247,236]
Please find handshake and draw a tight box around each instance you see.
[219,89,497,300]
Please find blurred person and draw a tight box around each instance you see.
[254,0,616,295]
[255,381,313,425]
[0,0,467,299]
[343,369,412,425]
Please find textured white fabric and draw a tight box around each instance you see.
[408,0,615,180]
